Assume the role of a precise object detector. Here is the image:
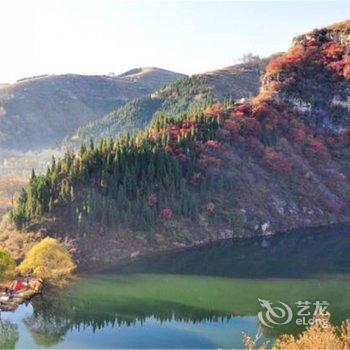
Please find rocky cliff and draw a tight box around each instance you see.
[261,20,350,134]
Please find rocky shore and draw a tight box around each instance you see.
[0,278,43,312]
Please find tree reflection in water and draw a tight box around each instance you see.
[19,223,350,347]
[0,318,19,349]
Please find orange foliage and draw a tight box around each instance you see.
[205,140,223,151]
[306,139,328,159]
[204,103,225,118]
[306,38,317,47]
[327,60,345,75]
[263,147,292,173]
[323,42,343,59]
[266,45,307,75]
[252,102,279,122]
[343,56,350,79]
[235,102,252,116]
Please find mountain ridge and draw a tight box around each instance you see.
[74,58,268,143]
[0,67,185,151]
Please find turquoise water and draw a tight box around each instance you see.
[1,224,349,349]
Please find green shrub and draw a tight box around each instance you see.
[0,247,16,281]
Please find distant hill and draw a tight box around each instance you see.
[117,67,183,86]
[74,59,268,143]
[0,67,184,151]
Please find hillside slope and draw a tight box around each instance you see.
[10,20,350,269]
[74,59,267,143]
[0,68,184,151]
[261,20,350,131]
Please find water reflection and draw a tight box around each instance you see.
[2,224,350,348]
[0,319,19,349]
[115,223,350,278]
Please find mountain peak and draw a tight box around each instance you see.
[293,18,350,46]
[260,19,350,136]
[117,67,185,80]
[327,19,350,33]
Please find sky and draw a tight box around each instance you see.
[0,0,349,83]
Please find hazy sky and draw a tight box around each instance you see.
[1,0,349,83]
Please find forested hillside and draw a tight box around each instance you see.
[74,59,266,143]
[0,68,184,151]
[10,21,350,268]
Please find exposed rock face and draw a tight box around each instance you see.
[261,20,350,135]
[0,68,184,151]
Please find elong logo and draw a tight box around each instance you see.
[257,298,330,328]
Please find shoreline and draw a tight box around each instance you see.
[0,278,43,312]
[78,220,350,274]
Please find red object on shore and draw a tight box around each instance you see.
[10,280,24,292]
[161,208,173,220]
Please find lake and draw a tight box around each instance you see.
[1,224,350,349]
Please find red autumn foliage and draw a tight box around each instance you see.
[160,208,173,220]
[235,102,253,116]
[205,140,223,151]
[294,126,307,143]
[323,42,343,59]
[306,38,317,47]
[263,147,293,173]
[343,56,350,79]
[246,137,264,157]
[327,60,344,75]
[337,132,350,146]
[252,102,279,124]
[234,110,246,118]
[281,107,298,122]
[241,117,260,136]
[320,42,350,79]
[199,154,222,169]
[305,139,328,159]
[266,45,307,75]
[223,118,241,138]
[217,128,230,140]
